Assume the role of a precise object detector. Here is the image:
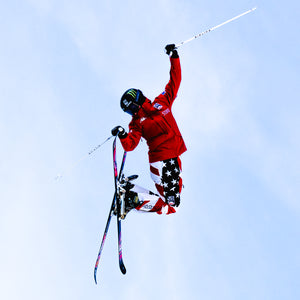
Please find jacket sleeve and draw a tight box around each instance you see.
[161,57,182,106]
[119,120,142,152]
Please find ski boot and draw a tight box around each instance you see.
[118,175,140,218]
[123,190,139,217]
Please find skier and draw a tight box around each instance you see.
[112,44,186,215]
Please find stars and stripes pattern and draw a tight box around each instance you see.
[161,158,182,207]
[146,157,182,214]
[131,157,182,215]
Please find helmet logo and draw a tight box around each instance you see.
[123,99,131,107]
[127,89,137,98]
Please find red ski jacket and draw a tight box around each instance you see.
[120,57,187,163]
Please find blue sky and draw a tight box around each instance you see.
[0,0,299,299]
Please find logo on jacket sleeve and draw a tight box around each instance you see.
[162,108,170,116]
[153,103,163,110]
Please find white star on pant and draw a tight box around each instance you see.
[171,179,177,185]
[166,170,172,177]
[170,159,175,165]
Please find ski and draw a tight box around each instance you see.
[113,137,127,275]
[93,137,127,284]
[93,193,116,284]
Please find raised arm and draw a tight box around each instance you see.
[158,44,182,106]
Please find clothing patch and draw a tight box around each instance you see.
[167,195,175,206]
[162,108,170,116]
[153,103,163,110]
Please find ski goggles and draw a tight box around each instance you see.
[124,101,141,116]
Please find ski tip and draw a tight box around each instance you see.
[121,268,127,275]
[94,270,98,284]
[120,263,127,275]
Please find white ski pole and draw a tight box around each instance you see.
[175,7,257,48]
[55,135,113,180]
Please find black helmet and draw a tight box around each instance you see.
[120,88,145,116]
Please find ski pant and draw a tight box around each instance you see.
[132,157,183,215]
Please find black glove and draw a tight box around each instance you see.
[111,126,127,139]
[165,44,178,58]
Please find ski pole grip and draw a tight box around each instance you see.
[112,126,124,136]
